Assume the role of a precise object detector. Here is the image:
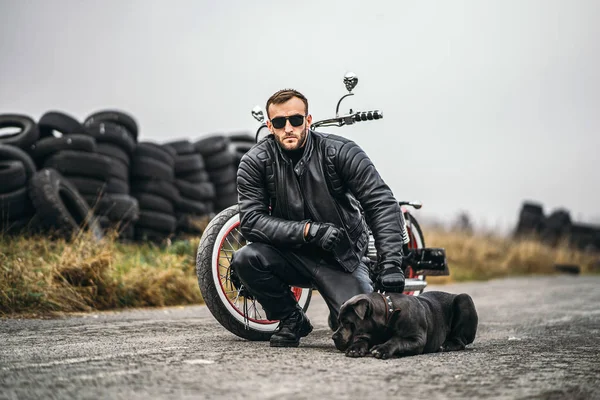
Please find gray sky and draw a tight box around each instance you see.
[1,0,598,232]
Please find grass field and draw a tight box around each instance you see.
[1,226,598,317]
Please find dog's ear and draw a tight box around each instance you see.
[340,294,372,321]
[353,298,371,320]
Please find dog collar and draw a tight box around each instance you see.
[376,292,401,325]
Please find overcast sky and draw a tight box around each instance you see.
[1,0,598,232]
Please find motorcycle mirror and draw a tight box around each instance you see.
[251,106,265,123]
[343,72,358,93]
[336,72,358,117]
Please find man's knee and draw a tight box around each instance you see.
[231,243,273,278]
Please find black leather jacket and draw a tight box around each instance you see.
[237,129,407,273]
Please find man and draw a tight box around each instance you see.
[231,88,409,348]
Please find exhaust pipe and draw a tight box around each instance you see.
[403,278,427,293]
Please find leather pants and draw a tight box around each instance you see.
[230,242,373,322]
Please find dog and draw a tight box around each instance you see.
[331,291,478,359]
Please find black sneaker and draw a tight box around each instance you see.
[270,309,313,347]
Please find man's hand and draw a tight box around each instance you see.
[374,263,405,293]
[305,222,342,251]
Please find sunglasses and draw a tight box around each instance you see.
[270,114,305,129]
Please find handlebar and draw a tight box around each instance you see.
[310,109,383,129]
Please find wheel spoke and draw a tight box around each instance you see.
[214,220,286,323]
[233,290,242,304]
[252,301,265,319]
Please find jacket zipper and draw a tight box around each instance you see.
[298,168,345,265]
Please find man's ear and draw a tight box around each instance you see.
[353,298,371,320]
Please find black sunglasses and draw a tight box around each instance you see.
[270,114,305,129]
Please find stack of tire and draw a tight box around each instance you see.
[0,113,102,239]
[514,201,545,238]
[129,141,178,243]
[81,111,141,240]
[569,223,600,252]
[538,208,600,251]
[164,139,216,235]
[0,114,39,233]
[514,201,600,251]
[194,135,238,213]
[228,132,256,169]
[540,209,572,246]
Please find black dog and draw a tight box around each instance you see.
[332,291,478,359]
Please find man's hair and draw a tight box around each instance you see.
[266,89,308,118]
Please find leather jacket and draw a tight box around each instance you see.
[237,129,407,273]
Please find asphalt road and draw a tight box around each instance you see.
[1,276,599,400]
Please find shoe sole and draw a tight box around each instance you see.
[269,324,313,348]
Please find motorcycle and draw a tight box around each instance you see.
[195,73,449,341]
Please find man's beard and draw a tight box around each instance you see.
[275,126,308,151]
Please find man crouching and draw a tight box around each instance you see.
[230,88,410,348]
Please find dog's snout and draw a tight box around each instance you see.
[332,330,349,352]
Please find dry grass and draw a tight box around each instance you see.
[1,225,598,317]
[424,227,600,285]
[0,229,202,317]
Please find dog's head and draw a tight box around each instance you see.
[331,294,378,352]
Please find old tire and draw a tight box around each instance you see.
[28,168,103,240]
[209,166,237,185]
[0,160,27,194]
[0,144,37,179]
[174,154,205,175]
[0,186,34,220]
[137,210,176,233]
[85,121,136,154]
[131,156,174,182]
[164,139,195,155]
[38,111,84,138]
[177,197,210,215]
[0,114,40,149]
[96,194,140,222]
[29,134,97,166]
[135,142,175,167]
[83,110,138,140]
[179,170,211,183]
[204,150,235,171]
[96,143,130,166]
[175,180,215,201]
[135,192,174,214]
[131,180,180,204]
[44,150,113,180]
[194,135,229,156]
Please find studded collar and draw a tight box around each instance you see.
[376,292,402,325]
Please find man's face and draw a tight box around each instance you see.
[267,97,312,151]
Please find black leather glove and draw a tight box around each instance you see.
[306,222,342,251]
[374,262,405,293]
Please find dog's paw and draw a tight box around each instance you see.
[441,340,466,352]
[370,344,392,359]
[345,342,369,358]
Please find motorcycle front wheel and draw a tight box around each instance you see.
[196,205,312,341]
